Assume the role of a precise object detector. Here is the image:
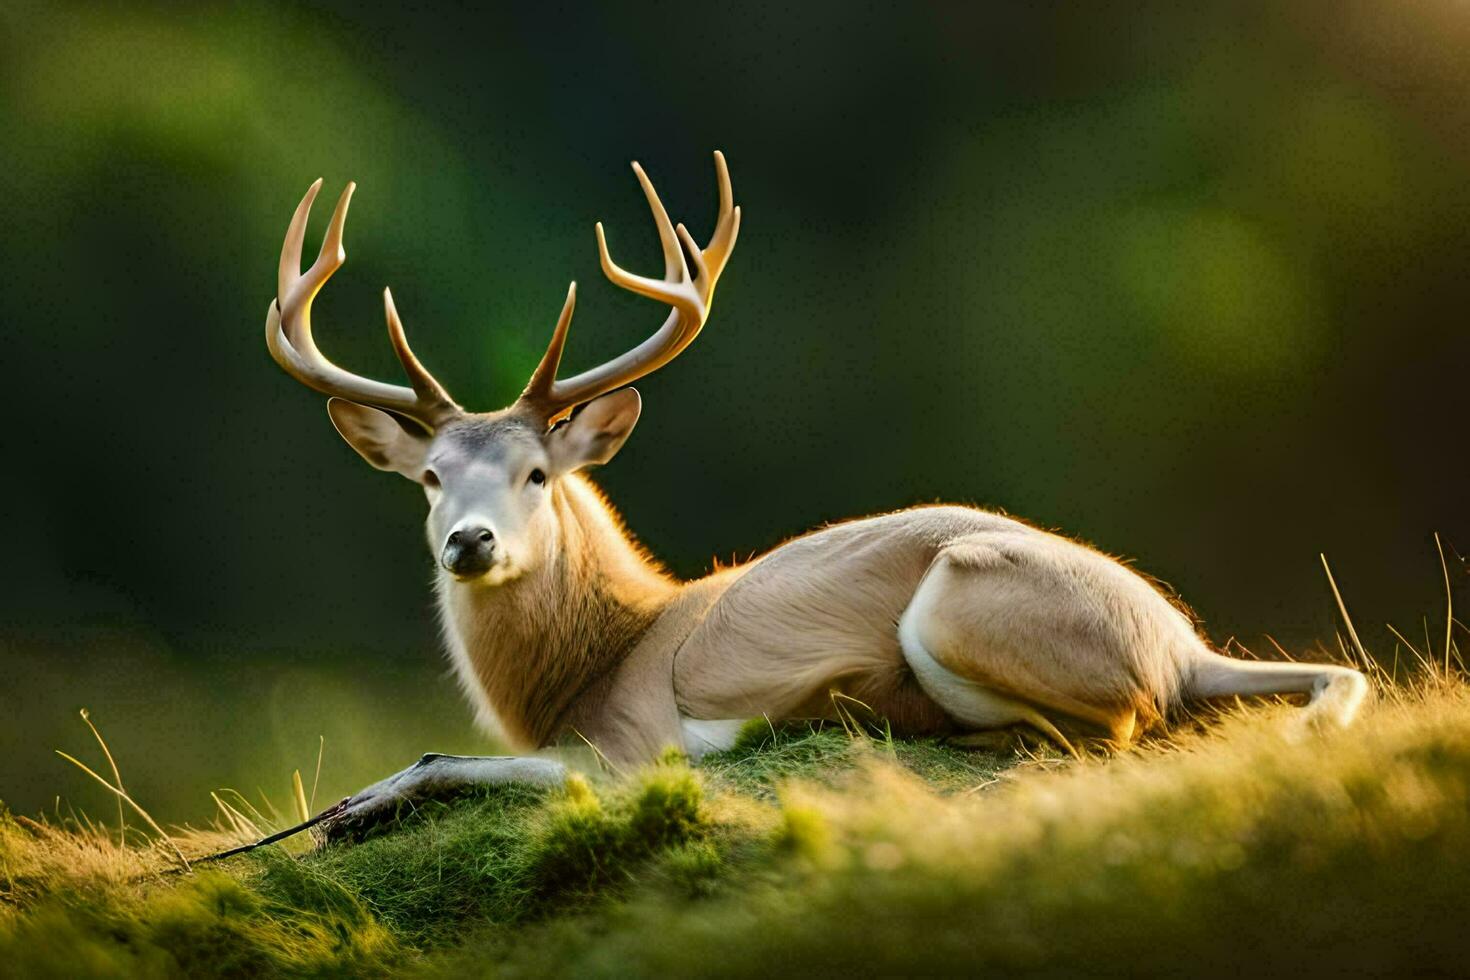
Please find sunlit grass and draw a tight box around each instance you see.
[6,662,1470,976]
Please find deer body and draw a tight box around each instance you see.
[437,477,1207,767]
[260,153,1368,837]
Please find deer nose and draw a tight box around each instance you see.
[442,525,495,577]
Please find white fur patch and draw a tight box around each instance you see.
[679,717,748,760]
[897,611,1033,728]
[435,582,509,741]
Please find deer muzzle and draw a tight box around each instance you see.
[441,524,496,578]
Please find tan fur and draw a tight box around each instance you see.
[430,490,1135,761]
[437,474,674,751]
[430,472,1369,763]
[413,457,1360,760]
[901,529,1189,736]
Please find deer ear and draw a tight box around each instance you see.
[547,388,642,473]
[327,398,430,479]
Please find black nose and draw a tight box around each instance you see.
[442,525,495,577]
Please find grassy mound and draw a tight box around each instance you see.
[5,681,1470,977]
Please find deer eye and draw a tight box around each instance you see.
[529,468,546,486]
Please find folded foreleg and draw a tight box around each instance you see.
[313,754,567,843]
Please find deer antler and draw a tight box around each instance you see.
[518,151,741,422]
[265,180,461,431]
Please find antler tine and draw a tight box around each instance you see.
[520,282,577,404]
[632,161,690,284]
[700,150,741,283]
[384,288,457,408]
[517,152,740,422]
[675,223,710,286]
[594,221,702,312]
[265,181,460,430]
[277,178,322,295]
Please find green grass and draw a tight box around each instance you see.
[7,677,1470,977]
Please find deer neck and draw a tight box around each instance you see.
[437,473,677,749]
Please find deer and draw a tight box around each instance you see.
[259,151,1368,842]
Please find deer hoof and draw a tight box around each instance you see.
[311,787,412,845]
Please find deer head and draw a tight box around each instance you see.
[264,154,740,584]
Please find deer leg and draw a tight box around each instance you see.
[313,754,567,844]
[897,538,1158,756]
[900,627,1081,756]
[1186,651,1370,732]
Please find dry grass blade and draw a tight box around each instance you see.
[211,791,261,840]
[78,709,126,847]
[1263,635,1298,662]
[1436,532,1454,672]
[1387,623,1431,672]
[54,750,190,872]
[292,770,310,824]
[215,788,272,830]
[1321,554,1371,668]
[827,690,876,740]
[310,735,325,811]
[571,728,625,778]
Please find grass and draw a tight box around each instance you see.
[6,637,1470,975]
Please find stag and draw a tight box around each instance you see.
[261,152,1367,839]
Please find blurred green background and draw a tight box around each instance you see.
[1,1,1466,825]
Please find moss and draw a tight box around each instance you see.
[770,800,831,861]
[527,761,712,896]
[624,765,705,849]
[476,690,1470,977]
[728,717,781,755]
[526,775,627,894]
[0,872,397,978]
[251,783,548,948]
[700,724,870,798]
[656,841,727,899]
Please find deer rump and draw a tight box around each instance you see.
[667,505,1203,752]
